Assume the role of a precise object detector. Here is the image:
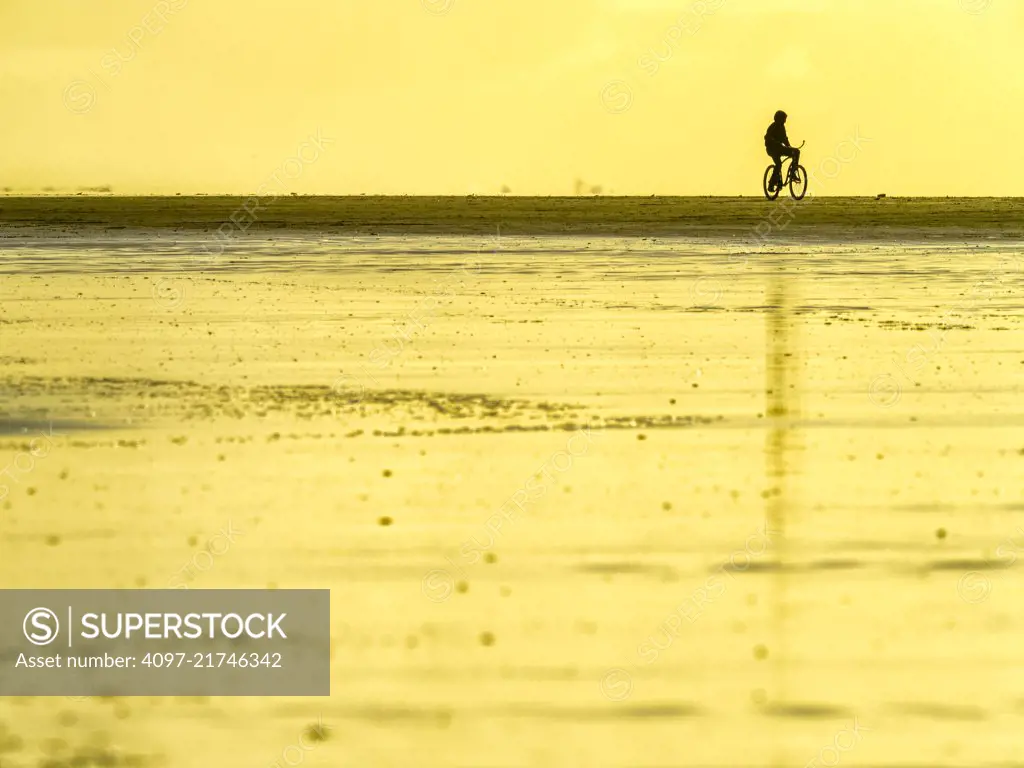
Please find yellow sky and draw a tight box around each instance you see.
[1,0,1020,195]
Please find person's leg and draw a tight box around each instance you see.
[778,147,798,179]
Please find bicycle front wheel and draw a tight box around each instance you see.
[789,165,808,200]
[763,165,780,200]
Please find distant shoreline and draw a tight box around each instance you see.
[1,196,1022,239]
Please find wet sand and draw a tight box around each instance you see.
[1,209,1023,766]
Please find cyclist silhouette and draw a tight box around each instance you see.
[764,110,799,186]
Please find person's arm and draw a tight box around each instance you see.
[781,127,791,147]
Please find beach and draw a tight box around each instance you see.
[1,197,1023,767]
[2,195,1024,239]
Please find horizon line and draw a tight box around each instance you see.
[1,193,1023,200]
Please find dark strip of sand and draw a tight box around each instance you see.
[0,196,1022,239]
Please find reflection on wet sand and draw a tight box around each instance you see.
[762,252,800,747]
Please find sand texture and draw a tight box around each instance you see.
[0,205,1023,766]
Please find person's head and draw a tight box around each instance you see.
[774,110,787,124]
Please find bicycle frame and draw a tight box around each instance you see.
[763,140,807,201]
[771,140,806,183]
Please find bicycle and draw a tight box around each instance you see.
[762,140,807,201]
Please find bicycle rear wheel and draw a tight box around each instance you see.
[763,165,780,200]
[789,165,808,200]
